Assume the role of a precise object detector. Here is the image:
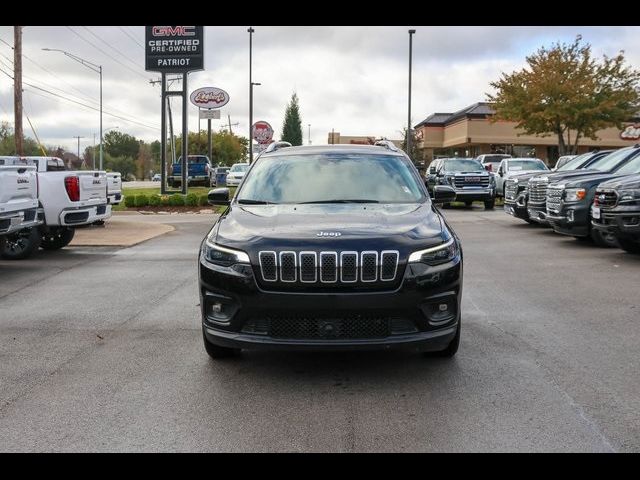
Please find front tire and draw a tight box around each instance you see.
[618,237,640,254]
[484,198,495,210]
[40,227,75,250]
[590,227,617,248]
[203,329,239,359]
[1,227,42,260]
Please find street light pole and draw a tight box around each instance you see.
[248,27,255,163]
[407,29,416,159]
[42,48,103,169]
[308,124,311,145]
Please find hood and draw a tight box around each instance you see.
[595,173,640,190]
[541,169,610,184]
[214,202,446,257]
[508,171,547,182]
[506,169,548,177]
[564,173,625,189]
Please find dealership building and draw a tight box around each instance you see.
[415,102,640,164]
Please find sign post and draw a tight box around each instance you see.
[145,25,204,194]
[190,87,230,171]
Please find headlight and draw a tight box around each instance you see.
[408,238,457,265]
[202,239,250,266]
[564,188,586,202]
[445,175,454,185]
[618,189,640,204]
[512,178,519,184]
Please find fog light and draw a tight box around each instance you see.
[439,304,448,312]
[567,210,574,222]
[211,303,223,314]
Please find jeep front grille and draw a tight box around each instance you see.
[257,250,400,286]
[528,178,549,203]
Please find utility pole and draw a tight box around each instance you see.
[93,133,96,169]
[14,26,23,155]
[248,26,254,163]
[73,136,84,163]
[407,29,416,160]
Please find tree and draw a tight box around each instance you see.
[104,153,136,180]
[0,122,46,156]
[136,143,153,180]
[281,93,303,145]
[487,36,640,156]
[400,128,422,165]
[175,130,249,165]
[103,131,140,159]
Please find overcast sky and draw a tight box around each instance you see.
[0,26,638,154]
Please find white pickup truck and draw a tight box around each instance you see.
[1,156,111,259]
[106,172,123,206]
[0,158,42,256]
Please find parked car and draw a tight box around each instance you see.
[545,146,640,246]
[1,156,110,260]
[426,157,496,209]
[152,173,161,182]
[494,158,548,197]
[0,157,42,257]
[476,153,512,173]
[526,150,618,224]
[591,173,640,254]
[505,150,612,224]
[169,155,212,187]
[553,155,577,171]
[200,142,462,359]
[225,163,250,187]
[211,166,230,187]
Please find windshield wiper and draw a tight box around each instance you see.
[238,199,277,205]
[300,199,380,204]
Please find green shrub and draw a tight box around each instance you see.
[169,194,185,206]
[198,194,209,206]
[124,195,136,208]
[185,193,199,207]
[148,195,161,206]
[160,195,170,207]
[135,194,149,207]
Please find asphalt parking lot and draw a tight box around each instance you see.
[0,208,639,452]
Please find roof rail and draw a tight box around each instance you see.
[374,140,399,152]
[264,141,292,154]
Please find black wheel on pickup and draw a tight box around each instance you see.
[618,237,640,254]
[589,224,618,248]
[1,227,41,260]
[464,200,473,207]
[203,328,240,359]
[484,197,495,210]
[40,227,75,250]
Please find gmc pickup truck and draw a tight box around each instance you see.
[426,157,496,209]
[591,173,640,254]
[1,156,110,259]
[0,158,42,256]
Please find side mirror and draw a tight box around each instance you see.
[429,167,436,174]
[484,164,492,172]
[433,185,457,204]
[498,170,504,177]
[208,188,230,206]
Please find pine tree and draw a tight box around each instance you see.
[281,93,303,146]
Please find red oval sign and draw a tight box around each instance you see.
[252,121,274,144]
[190,87,230,109]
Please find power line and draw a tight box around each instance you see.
[118,26,144,50]
[82,26,143,72]
[65,26,149,80]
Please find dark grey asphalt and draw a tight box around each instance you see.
[0,209,638,452]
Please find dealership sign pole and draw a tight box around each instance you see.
[190,87,230,168]
[145,26,204,194]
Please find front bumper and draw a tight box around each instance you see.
[546,203,590,237]
[527,202,549,225]
[0,207,42,236]
[199,254,462,352]
[453,188,494,202]
[592,208,640,239]
[225,178,242,186]
[169,175,209,185]
[504,193,529,220]
[59,204,111,226]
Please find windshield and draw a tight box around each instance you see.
[230,164,249,173]
[507,160,547,171]
[237,153,425,204]
[557,152,591,171]
[590,148,637,172]
[613,151,640,174]
[482,155,510,163]
[443,159,483,172]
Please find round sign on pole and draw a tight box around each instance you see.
[252,121,274,144]
[190,87,230,109]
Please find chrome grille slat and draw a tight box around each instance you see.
[595,189,618,209]
[546,187,563,213]
[454,176,490,188]
[258,249,400,285]
[528,178,549,204]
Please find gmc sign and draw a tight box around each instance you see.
[145,25,204,73]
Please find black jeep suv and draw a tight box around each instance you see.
[199,143,462,359]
